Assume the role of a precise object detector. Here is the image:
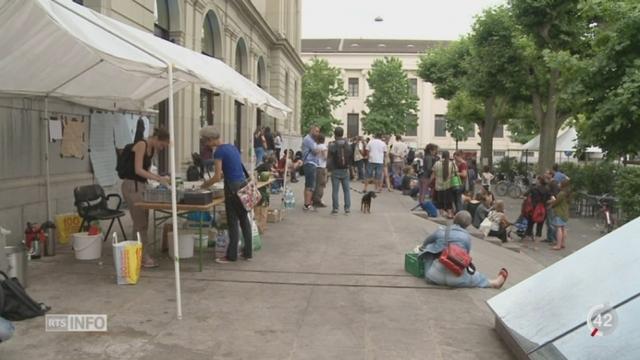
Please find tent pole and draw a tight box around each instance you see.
[167,65,183,320]
[44,97,52,223]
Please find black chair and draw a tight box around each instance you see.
[74,185,126,241]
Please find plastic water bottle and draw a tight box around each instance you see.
[284,188,295,209]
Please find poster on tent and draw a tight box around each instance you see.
[89,112,118,187]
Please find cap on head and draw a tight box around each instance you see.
[199,126,220,141]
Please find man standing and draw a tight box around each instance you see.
[312,134,328,208]
[364,134,387,193]
[301,125,320,211]
[390,135,408,177]
[353,136,366,181]
[327,127,352,214]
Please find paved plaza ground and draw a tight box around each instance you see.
[1,182,602,359]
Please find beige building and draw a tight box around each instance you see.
[0,0,303,244]
[301,38,524,159]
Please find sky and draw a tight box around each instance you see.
[302,0,507,41]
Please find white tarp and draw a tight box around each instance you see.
[0,0,291,118]
[89,112,118,186]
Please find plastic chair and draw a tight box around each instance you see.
[73,185,126,241]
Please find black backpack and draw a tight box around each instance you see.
[186,165,201,181]
[0,271,50,321]
[116,141,145,180]
[334,140,350,169]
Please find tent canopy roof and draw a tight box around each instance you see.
[0,0,291,118]
[521,127,602,153]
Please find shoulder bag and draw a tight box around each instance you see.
[236,165,262,211]
[438,224,476,276]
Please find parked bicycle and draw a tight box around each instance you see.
[494,175,531,199]
[596,194,617,234]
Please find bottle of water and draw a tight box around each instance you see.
[284,188,294,209]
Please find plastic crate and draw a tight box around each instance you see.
[143,188,184,203]
[404,252,425,278]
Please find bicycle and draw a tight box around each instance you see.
[507,175,531,199]
[596,194,617,234]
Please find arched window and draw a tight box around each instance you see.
[154,0,171,40]
[201,11,221,58]
[235,38,248,76]
[257,57,266,89]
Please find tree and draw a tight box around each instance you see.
[301,58,347,135]
[511,0,590,171]
[446,91,482,149]
[419,6,527,166]
[361,57,418,135]
[576,0,640,156]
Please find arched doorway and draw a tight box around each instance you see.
[200,10,222,127]
[154,0,180,173]
[256,57,266,129]
[234,38,248,150]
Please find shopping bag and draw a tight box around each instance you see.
[112,232,142,285]
[54,213,83,244]
[240,214,262,252]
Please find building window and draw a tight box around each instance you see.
[409,78,418,97]
[493,151,506,157]
[347,113,359,138]
[348,78,359,97]
[467,124,475,138]
[200,89,214,127]
[523,150,536,157]
[434,115,446,137]
[405,124,418,137]
[494,124,504,138]
[284,72,290,106]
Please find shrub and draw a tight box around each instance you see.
[614,167,640,223]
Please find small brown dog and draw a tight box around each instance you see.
[360,191,377,213]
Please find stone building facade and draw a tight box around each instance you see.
[301,38,524,159]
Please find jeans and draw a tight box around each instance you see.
[224,181,253,261]
[452,187,464,213]
[303,163,317,190]
[255,147,265,165]
[0,317,14,343]
[331,169,351,211]
[368,163,384,180]
[392,161,404,177]
[546,207,556,242]
[355,160,366,180]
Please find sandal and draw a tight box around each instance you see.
[142,257,159,268]
[498,268,509,287]
[551,246,564,250]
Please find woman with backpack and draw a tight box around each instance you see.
[120,128,171,268]
[523,176,550,249]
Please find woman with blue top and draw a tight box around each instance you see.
[201,126,252,263]
[419,211,508,288]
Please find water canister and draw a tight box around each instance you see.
[5,244,28,288]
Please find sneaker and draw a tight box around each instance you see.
[345,209,351,214]
[303,204,315,211]
[215,257,232,264]
[331,209,339,215]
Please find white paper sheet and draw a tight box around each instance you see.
[48,119,63,141]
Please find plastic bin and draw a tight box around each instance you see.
[404,252,425,278]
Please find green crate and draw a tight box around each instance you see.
[404,252,425,278]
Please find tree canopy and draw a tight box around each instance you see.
[301,58,347,135]
[361,57,418,136]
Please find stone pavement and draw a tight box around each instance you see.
[2,183,544,360]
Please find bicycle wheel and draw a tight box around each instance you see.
[508,185,522,199]
[495,182,509,197]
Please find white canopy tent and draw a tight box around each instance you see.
[0,0,291,319]
[522,127,603,153]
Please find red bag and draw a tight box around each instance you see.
[532,203,546,223]
[522,195,534,217]
[438,225,474,276]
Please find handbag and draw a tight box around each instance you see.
[236,165,262,211]
[0,271,50,321]
[450,165,462,188]
[438,224,475,276]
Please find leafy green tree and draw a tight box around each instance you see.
[446,92,481,149]
[575,0,640,156]
[362,57,419,135]
[511,0,590,171]
[419,6,527,166]
[301,58,347,135]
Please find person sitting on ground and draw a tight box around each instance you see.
[255,155,276,174]
[400,166,419,198]
[472,194,491,229]
[419,211,508,289]
[465,192,483,220]
[486,200,511,243]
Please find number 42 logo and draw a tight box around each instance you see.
[587,304,618,337]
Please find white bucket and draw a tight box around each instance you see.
[72,232,103,260]
[194,234,209,249]
[168,232,194,259]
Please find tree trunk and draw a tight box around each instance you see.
[479,97,497,168]
[536,69,561,173]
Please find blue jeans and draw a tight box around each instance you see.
[424,255,490,288]
[331,169,351,211]
[303,163,317,191]
[0,317,14,342]
[368,163,384,180]
[355,160,366,180]
[546,207,556,242]
[255,147,265,165]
